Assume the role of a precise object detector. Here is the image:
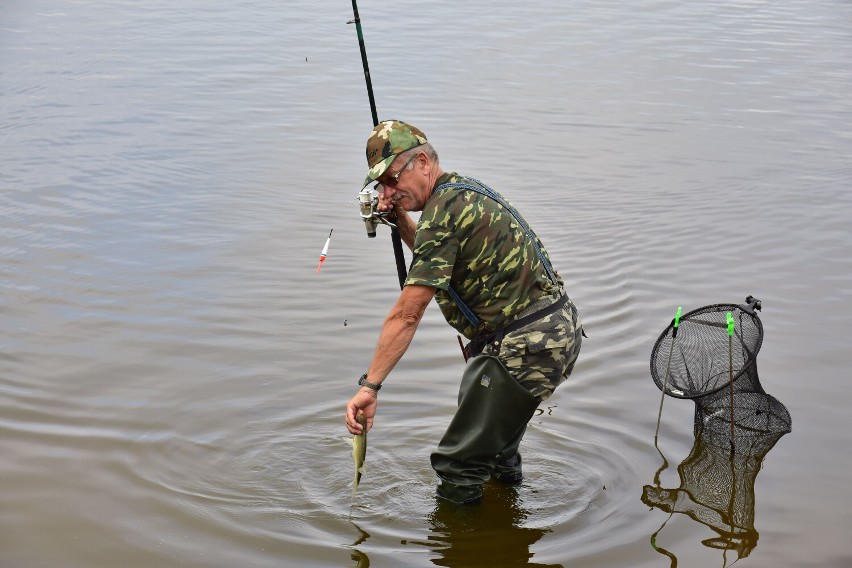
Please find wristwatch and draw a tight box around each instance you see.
[358,373,382,392]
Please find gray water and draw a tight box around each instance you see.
[2,1,851,566]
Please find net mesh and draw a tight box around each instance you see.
[650,297,792,451]
[651,303,764,399]
[695,389,792,454]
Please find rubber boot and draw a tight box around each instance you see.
[431,355,539,504]
[493,428,527,485]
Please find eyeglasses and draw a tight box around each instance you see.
[376,153,417,189]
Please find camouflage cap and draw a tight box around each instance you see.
[363,120,428,188]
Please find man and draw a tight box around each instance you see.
[345,120,583,505]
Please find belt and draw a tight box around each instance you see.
[464,294,570,360]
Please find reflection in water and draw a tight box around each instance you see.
[348,522,370,567]
[644,392,791,566]
[425,483,563,568]
[349,549,370,568]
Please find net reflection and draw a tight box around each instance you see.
[643,391,791,565]
[426,482,563,568]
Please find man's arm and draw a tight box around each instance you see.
[345,284,437,434]
[366,283,435,383]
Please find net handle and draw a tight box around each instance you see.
[727,312,735,451]
[655,306,683,440]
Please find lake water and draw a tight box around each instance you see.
[2,1,851,566]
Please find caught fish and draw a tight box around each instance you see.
[347,411,367,498]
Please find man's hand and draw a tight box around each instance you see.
[376,191,400,216]
[378,191,416,249]
[345,388,377,434]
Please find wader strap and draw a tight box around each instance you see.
[435,179,558,285]
[464,294,570,359]
[447,285,481,327]
[434,177,560,328]
[500,294,568,338]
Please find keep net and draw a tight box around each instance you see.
[650,303,764,399]
[650,297,791,452]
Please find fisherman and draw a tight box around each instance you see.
[344,120,583,505]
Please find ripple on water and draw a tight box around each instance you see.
[235,388,648,565]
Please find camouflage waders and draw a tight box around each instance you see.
[482,294,583,402]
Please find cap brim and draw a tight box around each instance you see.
[362,155,397,188]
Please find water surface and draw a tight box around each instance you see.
[2,1,851,566]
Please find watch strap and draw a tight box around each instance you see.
[358,373,382,392]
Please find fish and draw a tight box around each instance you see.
[348,411,367,498]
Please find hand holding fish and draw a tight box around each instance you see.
[345,388,376,435]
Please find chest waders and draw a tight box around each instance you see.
[429,178,560,505]
[431,355,540,504]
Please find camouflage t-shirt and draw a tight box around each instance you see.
[404,173,563,339]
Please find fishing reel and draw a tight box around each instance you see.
[358,186,397,238]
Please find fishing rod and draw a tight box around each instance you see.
[348,0,408,290]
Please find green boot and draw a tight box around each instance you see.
[493,452,524,485]
[431,355,539,502]
[492,419,529,484]
[436,479,483,505]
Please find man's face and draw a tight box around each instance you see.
[376,152,426,211]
